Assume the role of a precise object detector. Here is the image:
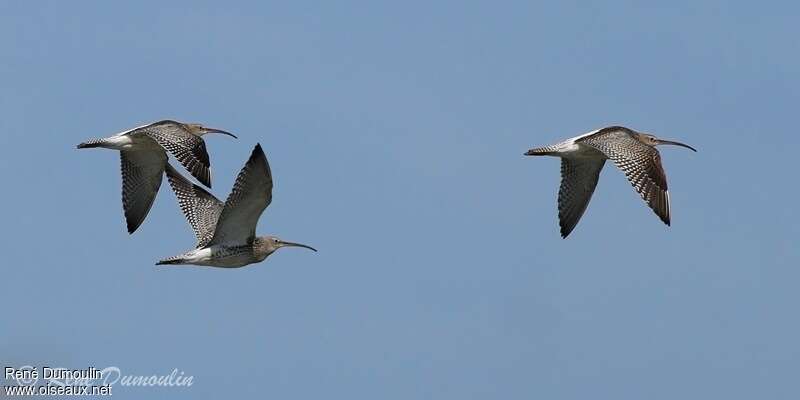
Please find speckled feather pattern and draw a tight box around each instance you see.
[157,244,260,267]
[578,128,671,225]
[164,163,224,248]
[158,144,276,267]
[558,158,605,238]
[119,150,167,233]
[139,120,213,188]
[207,144,273,246]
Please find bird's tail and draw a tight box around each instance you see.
[76,138,106,149]
[155,256,186,265]
[524,146,558,156]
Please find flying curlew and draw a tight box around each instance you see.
[77,120,236,233]
[525,126,696,238]
[157,143,316,268]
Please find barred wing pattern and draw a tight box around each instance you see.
[164,163,224,248]
[139,120,213,188]
[207,144,273,246]
[578,129,671,225]
[558,158,605,238]
[119,150,167,233]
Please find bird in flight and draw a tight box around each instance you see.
[157,143,316,268]
[77,120,236,233]
[525,126,696,238]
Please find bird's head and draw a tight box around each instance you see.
[184,123,238,139]
[636,133,697,152]
[257,235,317,256]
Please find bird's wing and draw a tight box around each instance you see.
[119,150,167,233]
[579,130,671,225]
[164,163,224,248]
[138,120,213,188]
[207,144,273,246]
[558,158,605,238]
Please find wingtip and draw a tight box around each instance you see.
[655,211,671,226]
[559,224,573,239]
[249,143,267,163]
[125,212,148,234]
[164,162,179,179]
[198,171,212,188]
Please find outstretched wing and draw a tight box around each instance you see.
[207,144,273,246]
[579,129,671,225]
[558,158,605,238]
[164,163,224,248]
[119,150,167,233]
[138,120,213,188]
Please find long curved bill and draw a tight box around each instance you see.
[281,241,317,252]
[657,139,697,152]
[206,127,238,139]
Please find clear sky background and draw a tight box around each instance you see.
[1,1,798,399]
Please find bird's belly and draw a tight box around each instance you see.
[194,246,258,268]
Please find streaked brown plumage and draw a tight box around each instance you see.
[525,126,696,238]
[77,119,236,233]
[157,144,316,268]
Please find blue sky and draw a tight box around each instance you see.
[1,1,798,399]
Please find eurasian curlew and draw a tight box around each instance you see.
[77,120,236,233]
[525,126,696,238]
[157,143,316,268]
